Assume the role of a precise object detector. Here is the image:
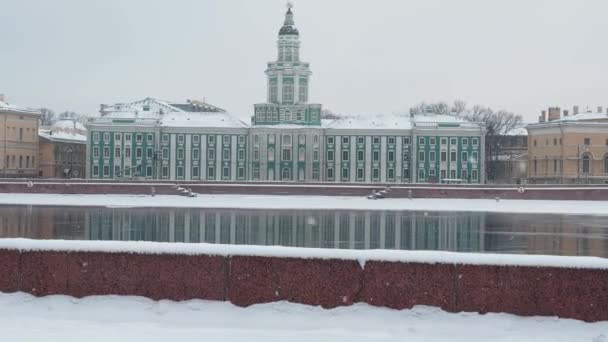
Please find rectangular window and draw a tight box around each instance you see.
[327,136,334,145]
[177,135,184,144]
[418,169,425,180]
[125,134,131,141]
[357,168,364,180]
[208,167,215,179]
[238,149,245,161]
[388,150,395,162]
[441,151,447,162]
[238,167,245,179]
[193,148,200,160]
[472,138,479,145]
[451,170,456,179]
[357,150,364,162]
[146,166,152,177]
[253,167,260,180]
[208,135,216,144]
[472,170,478,180]
[430,137,436,145]
[93,132,99,142]
[419,137,425,145]
[223,135,230,145]
[177,148,184,159]
[372,168,379,180]
[373,137,380,145]
[270,79,278,103]
[93,147,99,158]
[327,150,334,161]
[312,168,320,180]
[208,149,215,160]
[103,147,110,158]
[313,150,319,161]
[403,137,410,145]
[584,138,591,146]
[342,136,349,145]
[93,165,99,177]
[136,134,142,143]
[419,151,425,162]
[341,168,349,179]
[147,134,153,142]
[238,135,245,145]
[462,138,468,146]
[103,133,110,142]
[441,170,446,180]
[115,147,121,158]
[462,152,468,162]
[193,166,200,178]
[223,167,230,178]
[462,169,468,180]
[429,169,436,177]
[299,78,308,102]
[162,166,169,178]
[388,137,395,145]
[327,168,334,180]
[450,151,457,162]
[402,151,409,162]
[388,168,395,180]
[147,149,153,159]
[282,148,292,161]
[373,150,380,162]
[429,151,435,162]
[282,78,294,103]
[450,138,457,145]
[472,152,478,162]
[441,138,447,145]
[403,168,410,179]
[193,135,200,144]
[177,167,184,178]
[357,137,364,145]
[223,148,230,160]
[254,149,259,161]
[125,147,131,158]
[115,133,122,141]
[136,148,142,158]
[103,165,110,177]
[162,134,169,143]
[342,150,349,161]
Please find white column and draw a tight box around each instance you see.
[185,135,191,180]
[169,211,175,243]
[215,134,222,180]
[380,136,387,183]
[365,136,372,182]
[335,136,341,183]
[350,138,356,182]
[184,213,191,243]
[170,134,176,180]
[395,215,401,249]
[364,212,371,249]
[199,212,206,243]
[201,135,207,181]
[231,135,237,181]
[333,211,340,249]
[379,213,386,249]
[348,213,355,249]
[214,213,221,243]
[396,136,403,181]
[230,213,236,244]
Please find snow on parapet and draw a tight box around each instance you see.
[1,238,607,270]
[160,112,248,129]
[325,113,481,130]
[0,100,41,115]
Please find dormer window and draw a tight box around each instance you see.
[143,105,150,111]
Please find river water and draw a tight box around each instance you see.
[0,205,607,257]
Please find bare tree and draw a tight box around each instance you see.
[38,108,56,126]
[321,109,345,120]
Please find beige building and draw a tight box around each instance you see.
[39,119,87,178]
[527,106,608,184]
[0,95,41,178]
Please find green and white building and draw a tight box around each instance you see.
[86,5,485,184]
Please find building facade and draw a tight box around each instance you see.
[527,106,608,184]
[0,95,41,178]
[86,6,486,184]
[39,119,87,178]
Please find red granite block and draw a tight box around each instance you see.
[496,266,539,316]
[67,252,159,298]
[359,261,456,311]
[535,267,608,322]
[0,249,20,293]
[20,251,69,296]
[454,264,502,314]
[228,256,277,307]
[154,254,227,301]
[272,258,362,308]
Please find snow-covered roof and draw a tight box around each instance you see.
[39,119,87,143]
[326,114,413,130]
[505,126,528,136]
[554,111,608,123]
[0,100,40,115]
[411,114,466,124]
[99,98,226,120]
[160,112,247,129]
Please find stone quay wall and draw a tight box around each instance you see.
[1,246,606,322]
[1,180,608,200]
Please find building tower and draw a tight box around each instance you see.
[253,3,322,126]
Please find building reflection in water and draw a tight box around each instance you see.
[0,206,606,257]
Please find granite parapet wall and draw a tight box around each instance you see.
[0,249,606,322]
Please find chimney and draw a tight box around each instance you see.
[548,107,561,121]
[540,110,547,123]
[598,106,603,114]
[573,105,579,115]
[563,110,569,117]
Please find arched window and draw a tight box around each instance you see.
[299,147,305,161]
[582,155,591,174]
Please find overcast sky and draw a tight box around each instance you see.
[1,0,606,123]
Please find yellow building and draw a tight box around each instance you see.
[527,106,608,184]
[0,95,41,178]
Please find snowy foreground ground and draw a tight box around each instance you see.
[1,292,606,342]
[1,193,608,215]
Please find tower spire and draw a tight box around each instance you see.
[279,1,298,36]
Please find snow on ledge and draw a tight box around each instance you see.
[1,238,607,270]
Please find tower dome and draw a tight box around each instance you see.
[279,3,299,36]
